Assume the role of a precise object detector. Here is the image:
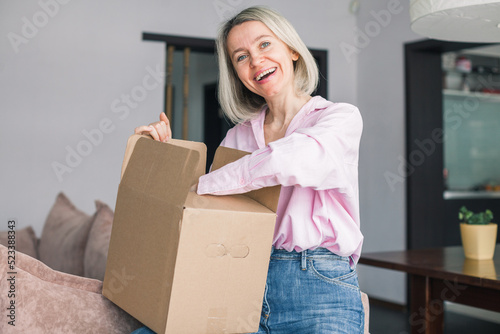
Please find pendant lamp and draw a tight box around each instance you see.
[410,0,500,42]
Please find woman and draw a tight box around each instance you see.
[133,6,364,333]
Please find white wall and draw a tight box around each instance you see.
[0,0,357,235]
[354,0,421,304]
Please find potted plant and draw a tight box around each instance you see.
[459,206,497,260]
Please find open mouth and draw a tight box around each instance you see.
[255,68,277,81]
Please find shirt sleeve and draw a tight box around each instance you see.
[197,104,362,196]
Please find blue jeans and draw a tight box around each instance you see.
[131,247,364,334]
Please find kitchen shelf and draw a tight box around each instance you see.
[443,89,500,102]
[444,190,500,200]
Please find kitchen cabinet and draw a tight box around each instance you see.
[442,54,500,200]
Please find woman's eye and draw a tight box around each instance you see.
[261,41,270,48]
[237,54,247,62]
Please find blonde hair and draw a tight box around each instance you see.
[216,6,319,124]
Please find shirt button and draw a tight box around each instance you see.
[239,178,245,185]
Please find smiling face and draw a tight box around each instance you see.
[226,20,299,102]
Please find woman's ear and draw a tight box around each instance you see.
[291,50,299,61]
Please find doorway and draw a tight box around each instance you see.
[405,39,500,250]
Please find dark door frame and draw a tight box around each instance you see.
[404,39,496,250]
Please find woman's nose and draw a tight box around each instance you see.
[249,53,263,67]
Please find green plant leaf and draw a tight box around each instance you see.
[458,206,494,225]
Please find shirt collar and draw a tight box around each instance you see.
[250,108,267,149]
[249,96,330,147]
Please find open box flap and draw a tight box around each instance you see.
[121,137,203,211]
[120,134,142,179]
[121,135,207,182]
[212,146,281,213]
[167,138,207,181]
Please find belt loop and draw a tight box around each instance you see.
[301,250,307,270]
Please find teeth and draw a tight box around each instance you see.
[256,68,276,81]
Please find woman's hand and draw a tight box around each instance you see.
[134,113,172,143]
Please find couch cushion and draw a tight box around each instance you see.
[84,200,114,280]
[361,291,370,334]
[38,192,94,276]
[0,226,38,259]
[0,244,141,333]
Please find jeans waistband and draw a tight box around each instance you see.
[270,247,350,262]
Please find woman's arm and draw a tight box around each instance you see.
[198,104,362,195]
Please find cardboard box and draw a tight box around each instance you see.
[103,135,279,334]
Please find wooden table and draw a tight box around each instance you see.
[359,246,500,334]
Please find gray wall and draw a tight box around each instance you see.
[1,0,423,305]
[355,0,420,304]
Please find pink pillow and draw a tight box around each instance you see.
[0,226,38,259]
[0,244,141,333]
[84,200,114,280]
[38,193,94,276]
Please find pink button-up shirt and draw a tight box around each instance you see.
[197,96,363,263]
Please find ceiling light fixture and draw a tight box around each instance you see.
[410,0,500,42]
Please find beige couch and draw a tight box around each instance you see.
[0,192,142,334]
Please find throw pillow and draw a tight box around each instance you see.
[84,200,114,280]
[0,226,38,259]
[38,192,95,276]
[0,244,142,333]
